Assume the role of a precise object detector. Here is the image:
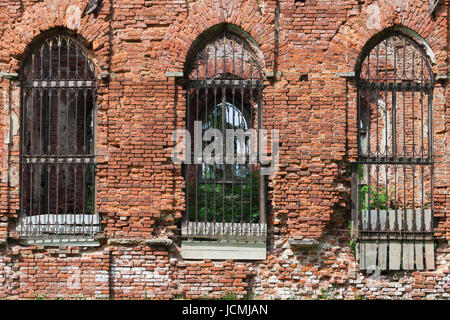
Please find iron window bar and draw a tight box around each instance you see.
[18,34,99,239]
[183,31,266,240]
[354,33,436,270]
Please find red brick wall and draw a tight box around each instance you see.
[0,0,448,299]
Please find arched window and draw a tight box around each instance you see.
[182,30,266,246]
[18,34,99,239]
[355,33,435,270]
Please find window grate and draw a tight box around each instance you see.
[354,33,435,270]
[183,31,266,239]
[18,34,98,239]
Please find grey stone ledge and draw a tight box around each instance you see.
[144,238,173,247]
[288,238,320,249]
[336,71,356,79]
[265,71,282,78]
[0,72,20,80]
[19,238,100,247]
[165,71,184,78]
[108,238,173,247]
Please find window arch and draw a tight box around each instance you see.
[182,29,266,243]
[354,32,435,270]
[18,34,99,239]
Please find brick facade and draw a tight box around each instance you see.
[0,0,448,299]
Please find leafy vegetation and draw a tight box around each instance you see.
[187,171,260,223]
[360,185,396,210]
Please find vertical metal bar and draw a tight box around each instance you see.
[231,87,235,233]
[221,87,226,230]
[392,90,397,157]
[48,40,52,80]
[222,33,226,77]
[185,88,190,230]
[37,162,42,235]
[83,89,87,154]
[65,88,69,234]
[30,89,34,156]
[58,37,61,79]
[75,43,79,79]
[412,86,416,157]
[56,162,60,234]
[394,163,398,232]
[74,162,77,232]
[428,89,434,233]
[38,89,43,233]
[357,88,363,232]
[22,164,27,236]
[47,89,52,154]
[420,57,425,232]
[240,86,244,228]
[411,54,416,232]
[66,38,70,80]
[367,89,372,229]
[66,89,70,155]
[385,163,389,231]
[258,87,265,227]
[29,164,33,234]
[213,87,217,231]
[204,87,208,228]
[46,162,50,232]
[249,87,253,227]
[20,88,26,236]
[75,90,78,155]
[40,46,44,80]
[428,90,433,158]
[56,88,61,155]
[195,87,199,234]
[82,161,86,231]
[403,163,407,235]
[91,161,95,235]
[39,89,43,155]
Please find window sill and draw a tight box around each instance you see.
[18,236,101,247]
[181,239,266,260]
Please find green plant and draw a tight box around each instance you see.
[222,291,238,300]
[349,240,356,255]
[289,291,297,300]
[360,185,397,210]
[32,293,47,300]
[358,164,364,180]
[354,293,366,300]
[317,289,333,300]
[187,171,260,223]
[348,221,356,257]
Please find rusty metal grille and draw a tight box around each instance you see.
[183,32,266,239]
[18,35,99,238]
[354,33,435,270]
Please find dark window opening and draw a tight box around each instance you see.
[19,34,98,238]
